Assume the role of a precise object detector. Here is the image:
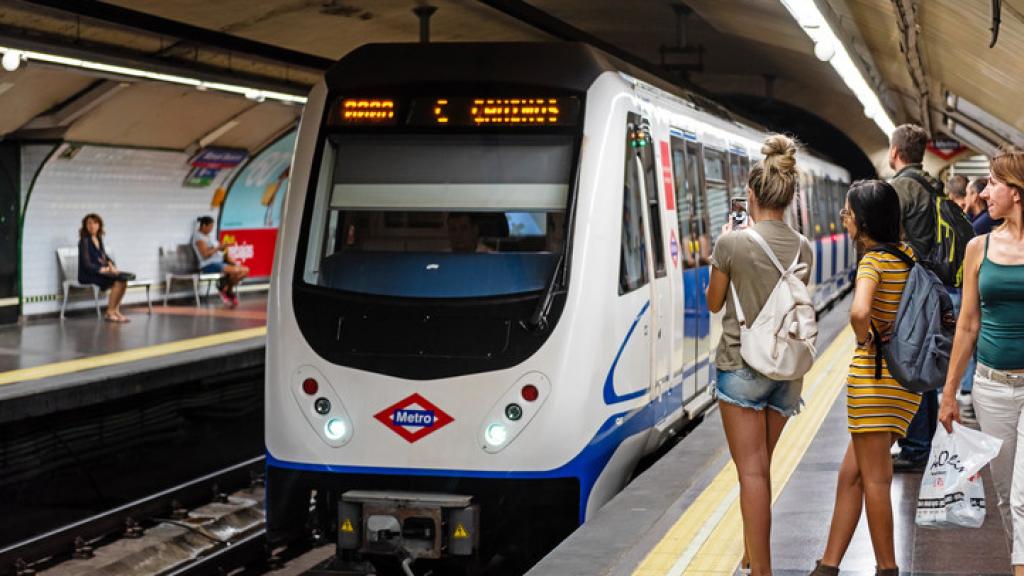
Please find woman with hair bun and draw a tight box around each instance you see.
[705,134,813,576]
[939,147,1024,576]
[810,180,914,576]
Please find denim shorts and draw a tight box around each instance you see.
[200,262,225,274]
[715,366,804,417]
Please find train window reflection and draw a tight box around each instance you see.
[304,133,573,298]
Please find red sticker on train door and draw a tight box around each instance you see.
[659,141,675,211]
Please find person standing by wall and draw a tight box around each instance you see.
[705,135,813,576]
[939,147,1024,576]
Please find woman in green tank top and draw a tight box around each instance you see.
[939,147,1024,576]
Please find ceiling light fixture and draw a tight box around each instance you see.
[0,46,307,105]
[1,50,21,72]
[779,0,895,137]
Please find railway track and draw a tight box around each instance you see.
[0,457,270,576]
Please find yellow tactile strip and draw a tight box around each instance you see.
[0,326,267,386]
[633,327,856,576]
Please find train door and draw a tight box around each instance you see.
[628,115,671,417]
[616,113,653,406]
[669,133,711,402]
[699,146,728,396]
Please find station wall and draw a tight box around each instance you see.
[21,143,226,316]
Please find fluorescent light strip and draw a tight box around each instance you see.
[0,46,308,105]
[779,0,895,137]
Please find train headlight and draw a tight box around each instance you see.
[484,423,508,447]
[325,418,348,440]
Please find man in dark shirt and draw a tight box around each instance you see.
[888,124,942,259]
[888,124,942,472]
[967,177,1003,234]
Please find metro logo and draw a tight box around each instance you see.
[374,393,454,443]
[393,409,435,427]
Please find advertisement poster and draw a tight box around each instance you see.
[218,131,296,278]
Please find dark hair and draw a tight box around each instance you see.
[947,174,969,199]
[970,177,988,195]
[197,216,215,227]
[79,213,104,239]
[847,179,901,244]
[890,124,928,164]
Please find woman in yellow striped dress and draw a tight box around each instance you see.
[810,180,917,576]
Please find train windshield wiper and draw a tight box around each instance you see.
[526,253,564,331]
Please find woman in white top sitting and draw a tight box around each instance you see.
[192,216,249,307]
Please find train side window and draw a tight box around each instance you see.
[631,115,666,278]
[620,116,650,295]
[791,180,805,234]
[703,149,730,244]
[728,153,747,198]
[671,136,710,267]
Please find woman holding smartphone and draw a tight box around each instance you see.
[705,134,813,576]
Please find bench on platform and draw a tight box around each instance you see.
[161,244,220,307]
[56,247,153,320]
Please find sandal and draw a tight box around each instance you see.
[103,314,119,323]
[809,560,839,576]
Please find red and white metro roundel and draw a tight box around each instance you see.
[374,393,455,443]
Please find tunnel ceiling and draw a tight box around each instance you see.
[0,0,1018,166]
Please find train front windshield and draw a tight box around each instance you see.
[301,132,574,299]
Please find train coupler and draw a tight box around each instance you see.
[337,490,479,560]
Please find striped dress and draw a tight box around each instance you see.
[847,243,922,436]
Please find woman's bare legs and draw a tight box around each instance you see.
[820,440,864,567]
[107,280,127,321]
[721,401,789,576]
[851,431,898,570]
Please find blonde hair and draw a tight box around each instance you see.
[747,134,799,210]
[990,145,1024,226]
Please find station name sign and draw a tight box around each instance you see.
[190,147,248,169]
[332,96,580,127]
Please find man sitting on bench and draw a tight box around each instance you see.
[192,216,248,307]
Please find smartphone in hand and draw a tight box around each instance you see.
[730,197,749,230]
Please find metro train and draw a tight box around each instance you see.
[265,42,854,566]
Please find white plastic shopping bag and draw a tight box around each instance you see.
[916,421,1002,528]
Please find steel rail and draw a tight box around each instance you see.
[0,455,265,576]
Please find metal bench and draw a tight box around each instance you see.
[56,247,153,319]
[161,244,220,307]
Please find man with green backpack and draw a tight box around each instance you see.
[887,124,976,472]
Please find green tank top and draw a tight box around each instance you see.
[978,234,1024,370]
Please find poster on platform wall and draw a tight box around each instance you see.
[218,131,296,278]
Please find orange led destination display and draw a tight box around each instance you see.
[337,98,396,124]
[410,96,579,127]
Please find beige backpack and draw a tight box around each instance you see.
[729,228,818,381]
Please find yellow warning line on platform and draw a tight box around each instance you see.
[0,326,267,387]
[632,327,856,576]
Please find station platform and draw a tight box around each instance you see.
[0,295,268,424]
[530,298,1010,576]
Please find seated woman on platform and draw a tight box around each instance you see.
[192,216,248,307]
[77,213,128,322]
